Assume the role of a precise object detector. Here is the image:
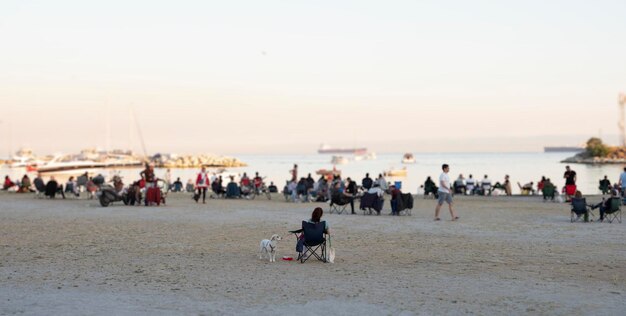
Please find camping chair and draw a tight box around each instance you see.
[329,193,350,214]
[359,192,383,215]
[290,221,327,263]
[34,179,46,198]
[603,198,622,223]
[542,185,556,202]
[423,184,438,199]
[397,193,414,216]
[64,182,80,199]
[570,198,593,222]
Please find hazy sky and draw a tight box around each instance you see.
[1,0,625,156]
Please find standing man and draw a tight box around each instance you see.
[563,165,577,201]
[434,164,459,221]
[618,167,626,195]
[290,164,298,183]
[361,173,373,190]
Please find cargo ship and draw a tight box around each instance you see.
[544,146,584,153]
[318,144,367,155]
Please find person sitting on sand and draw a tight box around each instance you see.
[65,176,79,197]
[296,207,330,254]
[491,175,512,196]
[226,176,240,198]
[542,178,556,200]
[571,190,591,221]
[537,176,546,193]
[424,176,438,198]
[45,176,65,199]
[517,181,535,195]
[19,174,32,193]
[453,174,466,195]
[479,175,492,196]
[268,181,278,193]
[211,177,225,197]
[172,177,183,192]
[186,179,195,193]
[3,175,16,191]
[465,174,476,195]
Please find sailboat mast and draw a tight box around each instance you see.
[105,99,111,152]
[131,106,148,159]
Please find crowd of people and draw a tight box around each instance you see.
[3,164,626,213]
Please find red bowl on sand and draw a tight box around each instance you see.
[282,256,293,261]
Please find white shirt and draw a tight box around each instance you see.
[438,173,450,193]
[368,186,384,197]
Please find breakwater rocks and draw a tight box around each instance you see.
[153,154,247,168]
[561,149,626,165]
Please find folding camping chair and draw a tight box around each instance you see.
[329,193,350,214]
[397,193,414,216]
[290,221,327,263]
[542,185,556,202]
[570,197,593,222]
[359,192,383,215]
[34,179,46,199]
[603,197,622,223]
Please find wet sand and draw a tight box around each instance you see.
[0,192,624,315]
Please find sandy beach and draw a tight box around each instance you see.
[0,191,624,315]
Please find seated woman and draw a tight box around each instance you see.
[19,175,32,193]
[65,176,79,197]
[570,191,590,221]
[296,207,330,253]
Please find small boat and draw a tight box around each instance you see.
[384,167,408,177]
[315,167,341,180]
[355,152,377,161]
[365,152,377,160]
[330,156,349,165]
[401,153,415,164]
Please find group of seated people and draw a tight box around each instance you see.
[2,172,107,199]
[420,174,510,197]
[205,172,276,199]
[570,190,621,222]
[284,174,332,203]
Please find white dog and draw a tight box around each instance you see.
[259,234,282,262]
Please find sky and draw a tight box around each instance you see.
[0,0,625,156]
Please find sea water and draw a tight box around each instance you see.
[2,152,624,195]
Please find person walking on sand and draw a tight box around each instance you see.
[434,164,458,221]
[195,167,210,203]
